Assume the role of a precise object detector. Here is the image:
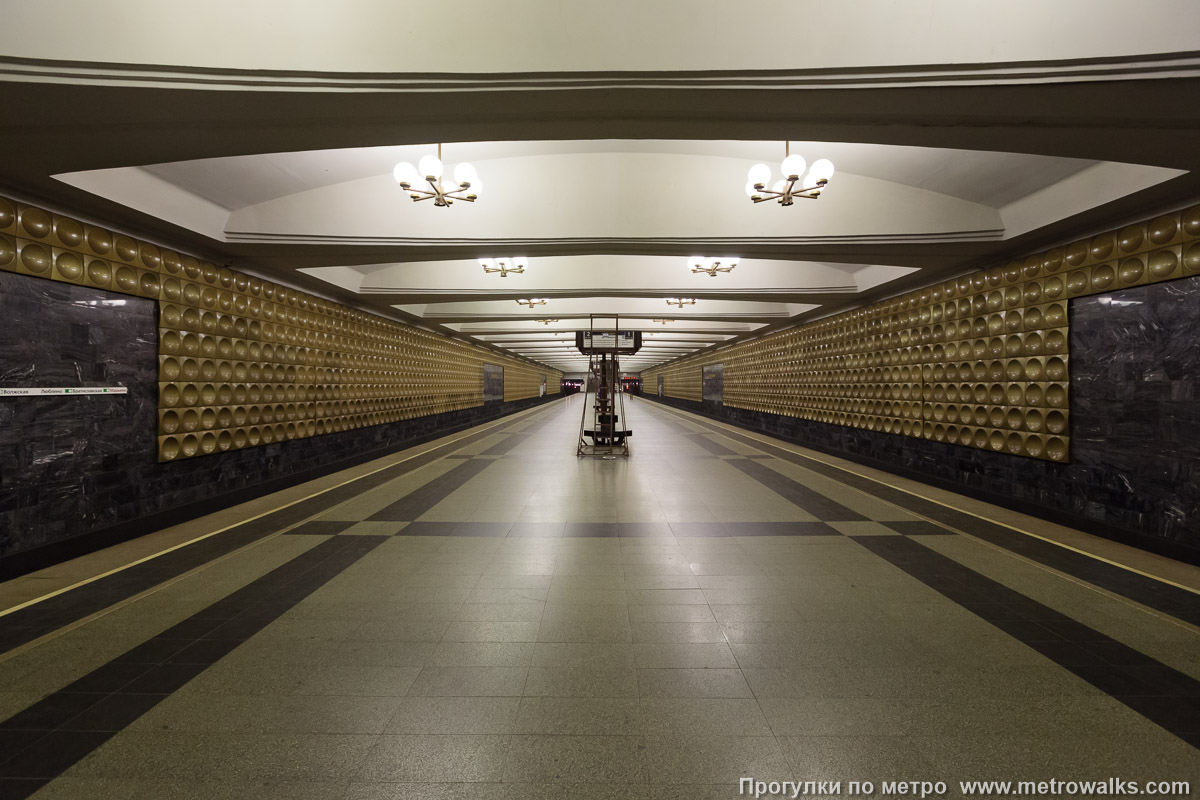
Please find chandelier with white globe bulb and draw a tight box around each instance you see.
[393,144,481,207]
[746,142,834,206]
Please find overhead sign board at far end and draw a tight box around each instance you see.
[576,331,642,354]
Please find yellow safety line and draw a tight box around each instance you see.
[0,522,308,662]
[654,401,1200,597]
[0,399,561,618]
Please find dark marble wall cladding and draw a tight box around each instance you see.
[646,274,1200,560]
[0,271,159,557]
[1069,275,1200,545]
[0,269,558,566]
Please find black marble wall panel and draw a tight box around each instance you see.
[0,271,159,556]
[1069,276,1200,544]
[645,275,1200,559]
[0,270,558,565]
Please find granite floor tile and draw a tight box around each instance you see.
[636,669,754,698]
[513,697,642,735]
[502,735,647,784]
[67,732,379,781]
[644,735,793,785]
[627,605,717,624]
[630,623,727,644]
[522,667,640,698]
[383,697,522,734]
[405,667,529,697]
[441,620,541,643]
[357,735,509,782]
[632,643,739,669]
[427,642,536,667]
[640,698,772,736]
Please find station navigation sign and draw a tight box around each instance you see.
[576,330,642,354]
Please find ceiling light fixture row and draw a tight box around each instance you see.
[394,144,481,207]
[665,298,696,307]
[516,298,548,307]
[689,257,738,277]
[652,319,675,324]
[746,142,834,206]
[536,318,559,325]
[480,257,526,277]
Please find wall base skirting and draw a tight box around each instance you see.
[643,393,1200,567]
[0,394,562,581]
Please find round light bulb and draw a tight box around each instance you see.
[781,154,806,180]
[747,163,771,187]
[453,161,478,186]
[772,179,787,193]
[393,161,419,186]
[744,181,759,197]
[513,257,528,269]
[689,256,705,269]
[418,154,443,179]
[469,176,483,196]
[807,158,835,184]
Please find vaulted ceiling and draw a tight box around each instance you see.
[2,1,1198,373]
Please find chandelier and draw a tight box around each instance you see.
[393,144,481,207]
[481,257,526,277]
[535,318,559,324]
[516,298,548,307]
[665,298,696,307]
[652,319,675,324]
[746,142,834,205]
[689,257,737,277]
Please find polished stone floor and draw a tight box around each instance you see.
[1,395,1198,799]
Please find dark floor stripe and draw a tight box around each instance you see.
[0,535,384,796]
[646,410,696,434]
[669,521,839,537]
[0,404,559,656]
[368,458,494,521]
[687,433,737,456]
[284,520,355,536]
[480,432,530,456]
[656,405,1200,627]
[885,520,957,536]
[400,521,514,537]
[725,457,868,521]
[853,534,1200,746]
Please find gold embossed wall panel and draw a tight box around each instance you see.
[503,361,554,403]
[654,360,702,403]
[0,195,562,463]
[643,203,1200,463]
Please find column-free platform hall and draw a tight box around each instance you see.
[1,395,1197,798]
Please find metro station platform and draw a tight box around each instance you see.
[1,395,1198,798]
